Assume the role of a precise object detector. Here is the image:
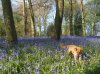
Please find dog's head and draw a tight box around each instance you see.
[72,47,83,60]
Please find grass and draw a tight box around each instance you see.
[0,36,100,74]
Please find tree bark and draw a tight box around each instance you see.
[80,0,85,36]
[28,0,36,37]
[69,0,74,35]
[43,15,47,35]
[38,17,41,36]
[23,0,29,36]
[93,0,97,36]
[54,0,64,40]
[1,0,17,45]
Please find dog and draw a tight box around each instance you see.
[60,43,83,61]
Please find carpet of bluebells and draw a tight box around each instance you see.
[0,36,100,74]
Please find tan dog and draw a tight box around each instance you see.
[60,43,83,60]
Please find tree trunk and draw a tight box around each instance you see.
[80,0,85,36]
[1,0,17,45]
[43,16,47,35]
[93,0,97,36]
[23,0,29,36]
[38,17,41,36]
[69,0,74,35]
[93,13,96,36]
[54,0,64,40]
[28,0,36,37]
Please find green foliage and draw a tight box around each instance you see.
[0,13,24,38]
[47,23,56,39]
[13,13,24,36]
[0,42,100,74]
[62,23,70,35]
[74,10,83,36]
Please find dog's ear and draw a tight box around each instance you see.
[60,43,67,49]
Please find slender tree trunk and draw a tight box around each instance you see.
[28,0,36,37]
[69,0,74,35]
[43,16,47,35]
[93,15,96,36]
[23,0,29,36]
[93,1,97,36]
[1,0,17,45]
[80,0,85,36]
[38,17,41,36]
[43,4,48,36]
[54,0,64,40]
[23,0,32,36]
